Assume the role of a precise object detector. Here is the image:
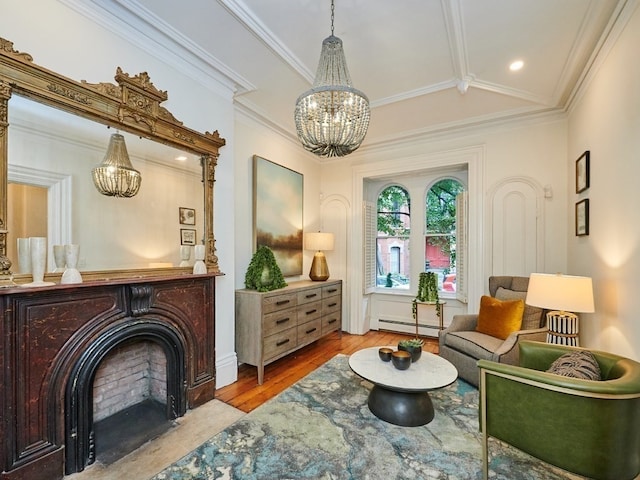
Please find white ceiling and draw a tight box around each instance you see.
[66,0,625,153]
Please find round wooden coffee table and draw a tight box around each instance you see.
[349,346,458,426]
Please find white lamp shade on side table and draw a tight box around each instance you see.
[526,273,594,346]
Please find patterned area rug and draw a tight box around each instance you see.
[152,355,582,480]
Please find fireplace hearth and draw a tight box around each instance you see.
[0,274,217,480]
[93,399,172,465]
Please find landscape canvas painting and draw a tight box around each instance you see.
[253,155,303,276]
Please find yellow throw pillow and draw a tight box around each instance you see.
[476,295,524,340]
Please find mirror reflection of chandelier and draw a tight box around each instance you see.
[91,133,142,198]
[294,0,370,158]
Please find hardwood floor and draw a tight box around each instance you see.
[216,330,440,413]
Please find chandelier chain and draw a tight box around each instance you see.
[330,0,335,36]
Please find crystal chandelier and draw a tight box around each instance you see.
[91,133,142,197]
[294,0,370,158]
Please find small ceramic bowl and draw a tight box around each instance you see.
[378,347,393,362]
[391,350,412,370]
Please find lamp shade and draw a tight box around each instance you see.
[304,232,334,251]
[526,273,594,313]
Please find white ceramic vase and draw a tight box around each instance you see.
[21,237,55,287]
[193,244,207,274]
[16,238,31,274]
[53,245,66,272]
[179,245,191,267]
[61,244,83,284]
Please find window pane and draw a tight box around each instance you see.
[377,185,410,289]
[425,179,464,293]
[376,237,410,288]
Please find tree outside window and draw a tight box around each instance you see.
[425,179,465,293]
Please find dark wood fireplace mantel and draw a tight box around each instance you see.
[0,274,217,480]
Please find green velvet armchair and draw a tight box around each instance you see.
[478,341,640,480]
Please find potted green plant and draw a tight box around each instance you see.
[244,245,287,292]
[398,337,423,362]
[399,272,441,361]
[415,271,441,317]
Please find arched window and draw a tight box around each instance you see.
[425,179,465,293]
[376,185,410,289]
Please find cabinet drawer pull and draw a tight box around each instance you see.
[305,293,318,298]
[276,299,291,306]
[276,317,290,325]
[306,327,317,334]
[305,309,317,315]
[276,338,290,347]
[328,302,337,307]
[328,318,337,324]
[327,288,337,293]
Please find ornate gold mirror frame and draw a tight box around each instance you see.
[0,37,225,284]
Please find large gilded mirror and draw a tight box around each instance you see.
[0,37,225,285]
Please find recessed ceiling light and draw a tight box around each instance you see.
[509,60,524,72]
[175,155,188,162]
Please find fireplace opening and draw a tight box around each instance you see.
[91,341,173,465]
[65,320,187,475]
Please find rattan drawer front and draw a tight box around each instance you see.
[297,318,322,345]
[297,287,322,305]
[263,308,297,337]
[297,300,322,323]
[263,326,297,360]
[263,292,297,314]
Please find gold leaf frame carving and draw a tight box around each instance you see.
[0,37,225,283]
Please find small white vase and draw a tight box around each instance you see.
[193,244,207,274]
[61,244,83,284]
[20,237,55,287]
[179,245,192,267]
[53,245,66,273]
[16,238,31,274]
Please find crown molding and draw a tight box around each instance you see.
[356,107,567,157]
[565,0,639,114]
[217,0,314,83]
[58,0,253,99]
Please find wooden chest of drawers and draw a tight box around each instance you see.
[235,279,342,384]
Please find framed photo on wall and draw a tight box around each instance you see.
[575,199,589,236]
[180,228,197,245]
[179,207,196,225]
[252,155,303,276]
[576,151,590,193]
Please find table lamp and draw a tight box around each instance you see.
[304,232,334,281]
[525,273,594,346]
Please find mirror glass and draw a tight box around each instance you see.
[8,95,204,272]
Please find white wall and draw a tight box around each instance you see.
[567,4,640,359]
[320,117,569,334]
[2,0,238,386]
[233,111,324,289]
